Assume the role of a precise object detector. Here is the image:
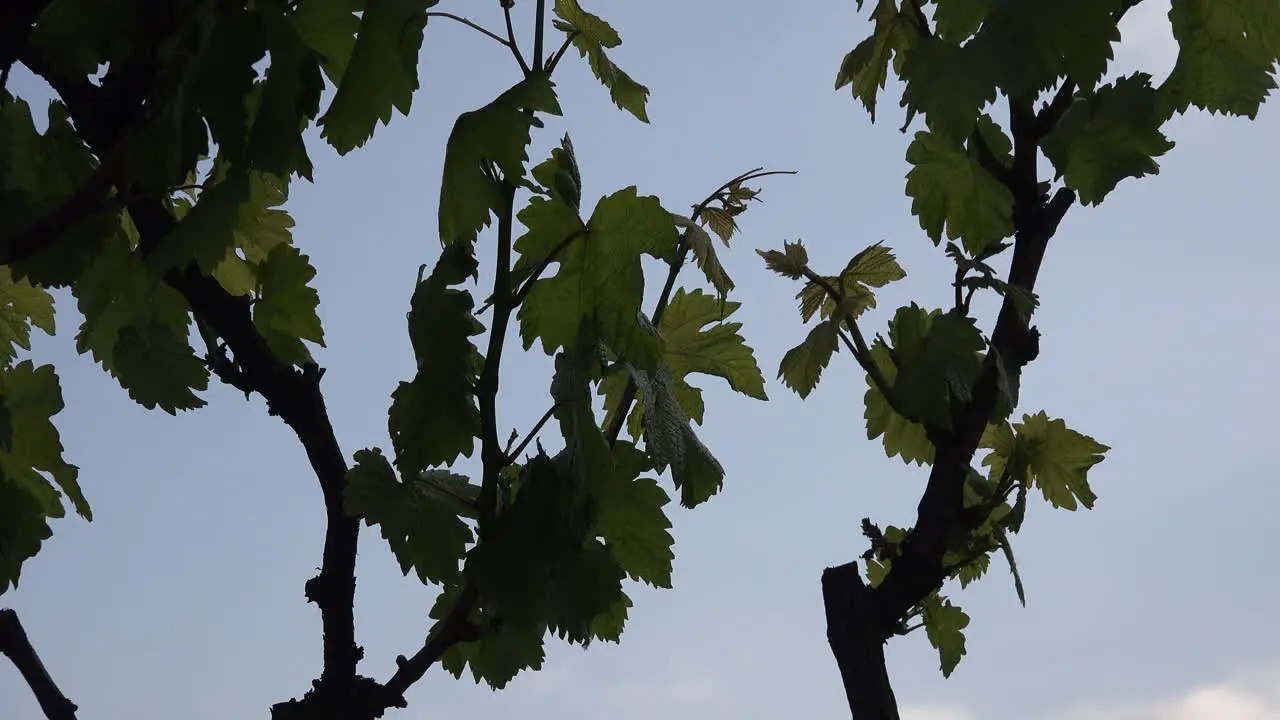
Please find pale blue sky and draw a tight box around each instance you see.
[4,1,1279,719]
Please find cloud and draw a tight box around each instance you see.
[901,665,1280,720]
[1048,665,1280,720]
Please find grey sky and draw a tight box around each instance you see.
[4,1,1279,718]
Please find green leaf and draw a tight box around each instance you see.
[625,363,726,508]
[553,0,651,122]
[981,412,1109,510]
[1043,74,1176,205]
[252,243,326,365]
[905,130,1013,255]
[391,244,483,475]
[439,74,563,245]
[291,0,363,86]
[672,214,734,298]
[0,267,55,366]
[188,6,266,165]
[1162,0,1280,118]
[899,36,997,141]
[886,305,985,429]
[797,241,906,323]
[952,552,990,588]
[0,361,88,521]
[25,0,138,77]
[836,0,919,120]
[757,239,809,280]
[113,318,210,413]
[999,533,1027,606]
[519,187,674,367]
[247,7,324,179]
[933,0,989,42]
[657,289,767,401]
[778,319,839,400]
[318,0,434,153]
[921,594,970,677]
[345,448,472,585]
[0,475,54,594]
[863,340,934,465]
[589,442,674,588]
[511,192,585,292]
[552,338,614,494]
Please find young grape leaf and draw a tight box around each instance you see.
[112,318,210,413]
[796,241,906,323]
[531,134,583,214]
[318,0,435,153]
[390,244,483,475]
[589,441,675,588]
[1043,73,1176,205]
[0,267,55,366]
[510,194,585,293]
[624,363,726,507]
[921,593,970,677]
[906,131,1014,255]
[439,75,563,245]
[436,583,547,690]
[981,411,1109,511]
[1161,0,1280,119]
[672,214,734,298]
[757,239,810,280]
[778,319,839,399]
[552,340,614,492]
[253,243,325,365]
[552,0,650,122]
[951,551,990,588]
[345,448,473,585]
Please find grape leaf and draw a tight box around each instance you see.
[778,319,839,399]
[519,187,674,367]
[390,244,483,475]
[672,214,733,298]
[657,289,767,401]
[318,0,433,153]
[344,448,472,585]
[797,241,906,323]
[1162,0,1280,119]
[589,442,674,588]
[0,267,55,366]
[24,0,137,77]
[553,0,650,122]
[624,362,726,508]
[0,361,88,520]
[552,338,614,493]
[899,37,997,142]
[439,75,563,246]
[905,130,1014,255]
[436,580,547,690]
[981,412,1109,511]
[0,475,54,594]
[887,305,985,429]
[112,318,210,413]
[921,593,970,677]
[188,6,265,165]
[290,0,362,86]
[1043,73,1175,205]
[933,0,988,42]
[246,7,324,180]
[836,0,919,120]
[252,243,326,365]
[757,239,809,280]
[864,340,934,465]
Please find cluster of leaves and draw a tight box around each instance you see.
[766,0,1276,691]
[0,0,782,713]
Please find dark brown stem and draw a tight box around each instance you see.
[501,3,531,76]
[532,0,546,71]
[0,609,79,720]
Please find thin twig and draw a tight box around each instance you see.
[502,3,531,76]
[508,404,558,460]
[532,0,547,71]
[545,32,578,75]
[800,268,902,416]
[426,12,509,47]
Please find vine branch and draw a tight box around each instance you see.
[426,12,509,48]
[501,2,531,76]
[0,609,79,720]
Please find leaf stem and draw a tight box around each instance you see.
[426,12,509,47]
[546,32,578,75]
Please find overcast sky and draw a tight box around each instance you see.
[4,1,1279,719]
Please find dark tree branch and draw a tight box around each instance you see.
[531,0,546,72]
[0,0,52,82]
[21,23,365,710]
[825,97,1078,718]
[0,609,79,720]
